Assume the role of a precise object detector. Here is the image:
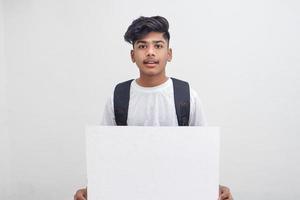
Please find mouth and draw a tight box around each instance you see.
[143,59,159,67]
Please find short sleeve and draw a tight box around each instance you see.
[189,88,207,126]
[100,94,116,126]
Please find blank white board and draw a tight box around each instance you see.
[86,126,219,200]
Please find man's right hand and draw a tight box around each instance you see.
[74,187,87,200]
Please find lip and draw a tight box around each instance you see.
[143,59,159,67]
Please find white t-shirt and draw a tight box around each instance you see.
[101,78,207,126]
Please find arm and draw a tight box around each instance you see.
[100,95,116,126]
[189,88,207,126]
[189,89,233,199]
[74,96,116,200]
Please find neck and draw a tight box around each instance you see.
[137,74,168,87]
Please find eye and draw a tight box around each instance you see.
[155,44,163,49]
[138,44,147,49]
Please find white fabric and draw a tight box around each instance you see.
[101,78,207,126]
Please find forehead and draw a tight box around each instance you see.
[135,32,167,44]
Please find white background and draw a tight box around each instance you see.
[0,0,299,199]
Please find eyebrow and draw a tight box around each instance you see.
[135,40,166,45]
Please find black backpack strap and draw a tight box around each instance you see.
[113,79,134,126]
[171,78,190,126]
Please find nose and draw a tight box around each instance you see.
[146,46,155,57]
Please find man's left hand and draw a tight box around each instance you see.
[219,185,233,200]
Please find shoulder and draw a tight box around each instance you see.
[114,79,134,93]
[170,78,189,91]
[170,77,198,96]
[189,87,200,99]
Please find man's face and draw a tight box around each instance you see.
[131,32,172,78]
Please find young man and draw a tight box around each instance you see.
[74,16,233,200]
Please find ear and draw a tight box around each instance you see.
[167,48,172,62]
[131,50,135,63]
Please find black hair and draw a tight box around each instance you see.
[124,16,170,45]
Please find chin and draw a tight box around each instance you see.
[138,64,165,77]
[142,72,159,77]
[140,69,160,76]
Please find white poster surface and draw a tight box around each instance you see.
[86,126,219,200]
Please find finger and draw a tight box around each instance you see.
[84,187,88,198]
[220,192,230,200]
[74,190,86,200]
[221,186,230,193]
